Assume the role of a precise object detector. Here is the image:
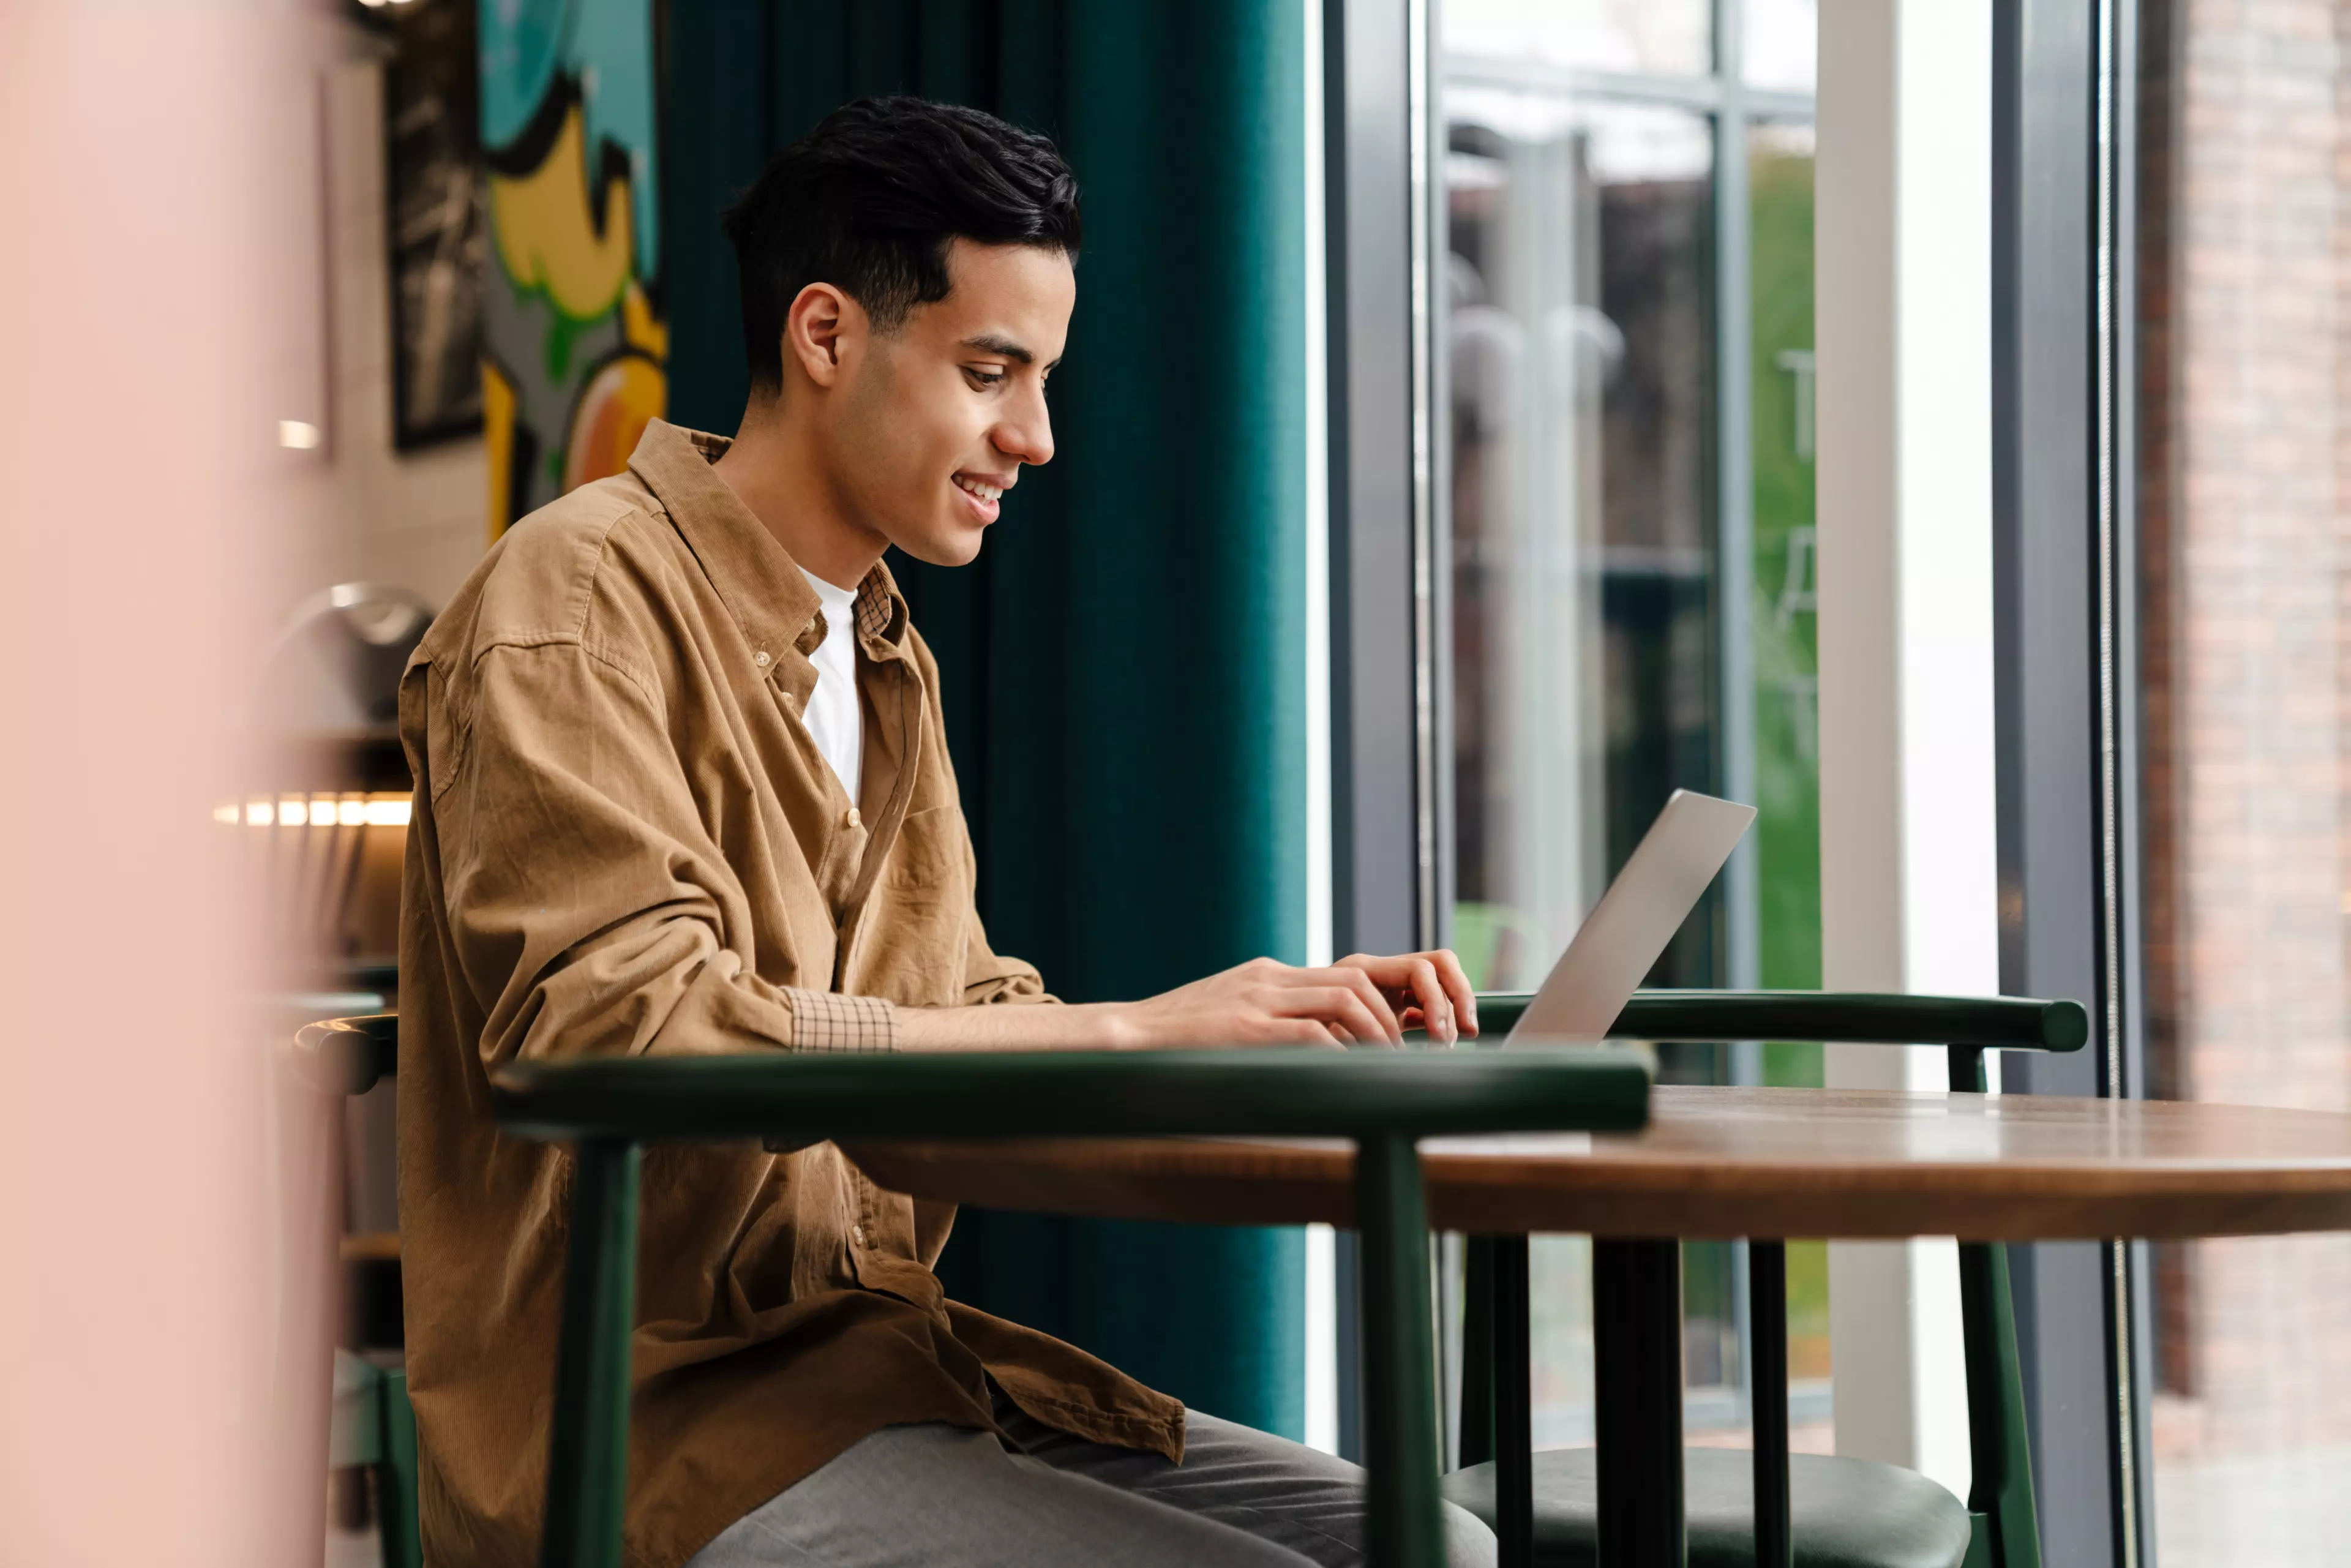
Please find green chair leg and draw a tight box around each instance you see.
[542,1138,642,1568]
[378,1367,423,1568]
[1357,1132,1444,1568]
[1593,1237,1687,1566]
[1490,1235,1534,1564]
[1947,1046,2041,1568]
[1461,1236,1496,1470]
[330,1350,385,1470]
[1749,1240,1793,1568]
[1957,1240,2038,1568]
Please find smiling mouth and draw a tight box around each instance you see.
[953,474,1006,503]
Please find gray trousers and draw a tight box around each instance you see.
[686,1386,1497,1567]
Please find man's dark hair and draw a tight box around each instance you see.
[721,97,1082,391]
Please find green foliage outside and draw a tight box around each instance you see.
[1749,138,1830,1371]
[1751,141,1822,1032]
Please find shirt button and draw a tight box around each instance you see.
[753,650,771,667]
[850,1223,869,1248]
[844,808,862,829]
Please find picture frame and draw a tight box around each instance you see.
[383,0,486,451]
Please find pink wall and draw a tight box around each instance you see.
[0,6,331,1562]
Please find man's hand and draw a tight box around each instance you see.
[1111,956,1398,1048]
[898,951,1480,1051]
[1334,950,1480,1045]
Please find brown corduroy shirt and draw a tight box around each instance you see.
[396,419,1183,1568]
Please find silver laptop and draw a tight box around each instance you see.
[1505,789,1756,1044]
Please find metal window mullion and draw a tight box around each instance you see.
[2093,0,2155,1558]
[1420,0,1466,1473]
[1408,0,1441,953]
[1329,0,1423,965]
[1428,0,1458,960]
[1715,0,1763,1041]
[1712,0,1766,1424]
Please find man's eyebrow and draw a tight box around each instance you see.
[962,334,1040,366]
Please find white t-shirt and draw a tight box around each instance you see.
[797,568,863,806]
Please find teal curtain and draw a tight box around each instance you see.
[661,1,1310,1439]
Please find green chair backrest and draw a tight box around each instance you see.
[1461,988,2087,1568]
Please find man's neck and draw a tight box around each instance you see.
[710,400,887,591]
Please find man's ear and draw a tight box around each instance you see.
[783,282,861,389]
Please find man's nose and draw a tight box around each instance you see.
[994,390,1054,468]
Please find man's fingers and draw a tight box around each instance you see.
[1322,988,1394,1048]
[1280,966,1403,1042]
[1403,957,1457,1044]
[1339,950,1479,1043]
[1221,953,1475,1045]
[1335,951,1452,1043]
[1335,965,1404,1042]
[1428,948,1479,1038]
[1269,986,1395,1049]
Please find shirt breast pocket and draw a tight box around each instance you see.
[882,805,969,898]
[864,806,973,1005]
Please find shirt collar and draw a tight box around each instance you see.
[626,419,909,664]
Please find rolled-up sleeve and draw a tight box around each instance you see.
[424,638,898,1067]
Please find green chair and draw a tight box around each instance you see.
[330,1348,423,1568]
[1442,990,2090,1568]
[293,1013,420,1568]
[489,1045,1654,1568]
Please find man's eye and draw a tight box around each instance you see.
[966,367,1006,388]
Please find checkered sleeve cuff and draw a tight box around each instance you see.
[781,988,901,1053]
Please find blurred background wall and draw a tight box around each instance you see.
[0,6,325,1565]
[309,4,489,608]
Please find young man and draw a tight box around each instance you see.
[398,98,1493,1567]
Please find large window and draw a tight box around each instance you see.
[1436,0,1820,1448]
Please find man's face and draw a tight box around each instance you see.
[824,239,1074,567]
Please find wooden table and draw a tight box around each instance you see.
[851,1085,2351,1566]
[854,1085,2351,1239]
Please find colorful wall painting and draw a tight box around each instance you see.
[478,0,666,539]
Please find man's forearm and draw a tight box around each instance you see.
[896,1000,1140,1052]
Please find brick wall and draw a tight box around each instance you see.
[2140,0,2351,1462]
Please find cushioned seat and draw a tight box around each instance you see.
[1442,1447,1973,1568]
